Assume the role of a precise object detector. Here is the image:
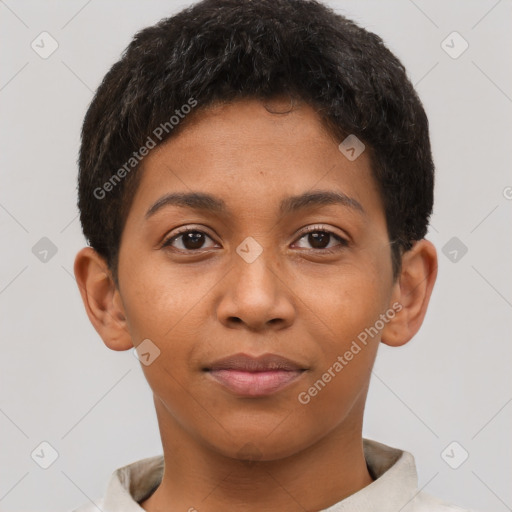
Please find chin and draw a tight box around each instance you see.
[202,422,320,462]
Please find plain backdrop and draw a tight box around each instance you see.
[1,1,511,511]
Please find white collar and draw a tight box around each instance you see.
[94,438,455,511]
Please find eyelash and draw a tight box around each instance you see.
[162,225,349,254]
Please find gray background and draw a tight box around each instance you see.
[1,1,511,511]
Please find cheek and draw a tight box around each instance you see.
[119,256,215,376]
[119,253,213,341]
[302,263,390,348]
[297,355,375,436]
[295,305,380,432]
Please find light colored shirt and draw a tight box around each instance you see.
[71,438,474,511]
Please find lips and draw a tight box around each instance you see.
[206,353,305,372]
[204,353,307,397]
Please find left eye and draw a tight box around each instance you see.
[293,229,347,251]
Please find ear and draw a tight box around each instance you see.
[73,247,133,351]
[381,239,438,347]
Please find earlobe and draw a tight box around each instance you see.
[381,239,438,347]
[73,247,133,351]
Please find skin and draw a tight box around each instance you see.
[74,98,437,511]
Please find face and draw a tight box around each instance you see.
[115,98,398,460]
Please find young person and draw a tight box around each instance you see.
[72,0,472,509]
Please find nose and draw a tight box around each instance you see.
[216,250,296,332]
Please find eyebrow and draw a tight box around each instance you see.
[145,190,364,220]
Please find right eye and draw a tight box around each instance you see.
[162,229,219,252]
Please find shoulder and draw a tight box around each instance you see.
[408,490,477,512]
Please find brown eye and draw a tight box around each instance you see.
[294,228,348,252]
[163,230,217,251]
[306,231,330,249]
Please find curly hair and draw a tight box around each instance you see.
[78,0,434,283]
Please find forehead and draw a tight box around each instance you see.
[126,98,384,224]
[167,98,339,153]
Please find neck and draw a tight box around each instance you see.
[140,397,373,512]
